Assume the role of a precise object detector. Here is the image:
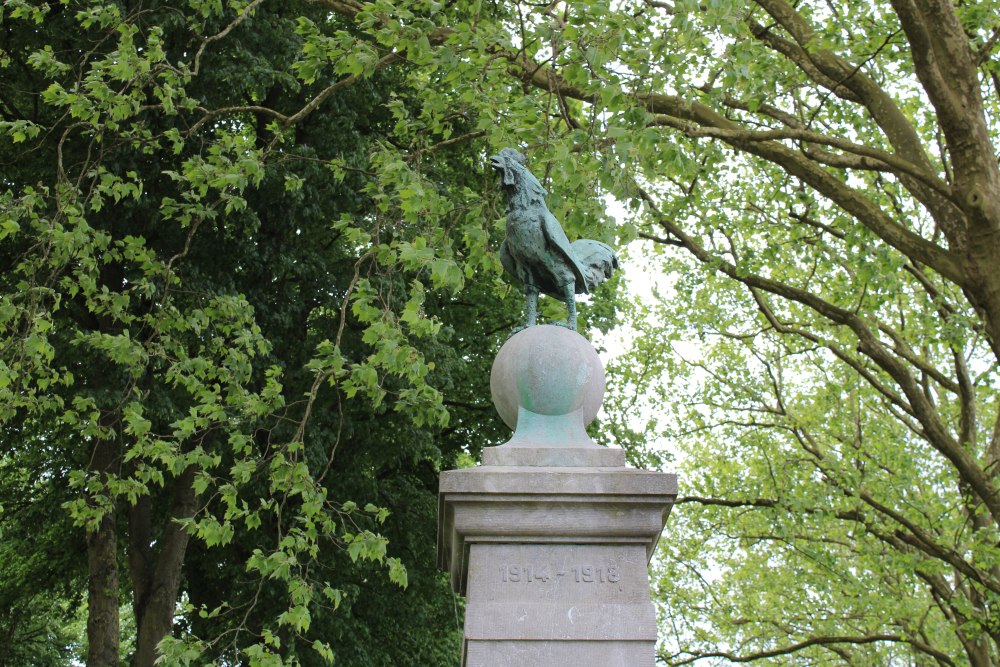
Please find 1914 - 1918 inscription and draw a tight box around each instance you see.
[499,564,621,584]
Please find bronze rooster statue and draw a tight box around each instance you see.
[490,148,619,331]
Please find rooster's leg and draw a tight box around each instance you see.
[525,285,539,327]
[564,283,577,331]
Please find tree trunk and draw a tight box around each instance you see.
[86,435,120,667]
[132,465,199,667]
[127,495,153,634]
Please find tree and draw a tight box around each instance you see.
[313,0,1000,664]
[9,0,998,664]
[0,1,532,664]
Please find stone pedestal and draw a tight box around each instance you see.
[439,465,676,666]
[438,326,677,666]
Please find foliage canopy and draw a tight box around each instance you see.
[3,0,1000,665]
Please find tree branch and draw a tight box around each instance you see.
[661,634,943,666]
[747,0,970,255]
[633,184,999,522]
[751,0,933,172]
[646,119,950,198]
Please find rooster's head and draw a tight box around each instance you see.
[490,148,527,188]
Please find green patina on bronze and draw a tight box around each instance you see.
[490,148,619,331]
[487,324,612,466]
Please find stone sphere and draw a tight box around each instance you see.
[490,325,606,430]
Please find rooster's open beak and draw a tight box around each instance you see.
[489,155,505,171]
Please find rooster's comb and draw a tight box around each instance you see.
[498,147,527,165]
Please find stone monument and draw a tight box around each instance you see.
[437,325,677,666]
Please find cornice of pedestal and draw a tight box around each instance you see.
[437,462,677,595]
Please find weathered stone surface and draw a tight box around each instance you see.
[464,640,654,667]
[438,465,676,666]
[439,466,676,496]
[465,543,655,627]
[438,466,676,592]
[489,325,627,467]
[491,325,605,433]
[482,445,625,467]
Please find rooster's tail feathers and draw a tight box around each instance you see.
[570,239,619,292]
